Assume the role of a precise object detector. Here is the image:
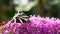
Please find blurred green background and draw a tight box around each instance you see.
[0,0,60,25]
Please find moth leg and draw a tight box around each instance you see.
[19,18,23,23]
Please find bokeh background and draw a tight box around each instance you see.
[0,0,60,25]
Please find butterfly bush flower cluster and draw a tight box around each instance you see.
[2,15,60,34]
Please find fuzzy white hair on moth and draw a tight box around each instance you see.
[13,0,39,11]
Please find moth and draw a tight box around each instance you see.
[10,0,39,23]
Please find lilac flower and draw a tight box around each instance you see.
[2,15,60,34]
